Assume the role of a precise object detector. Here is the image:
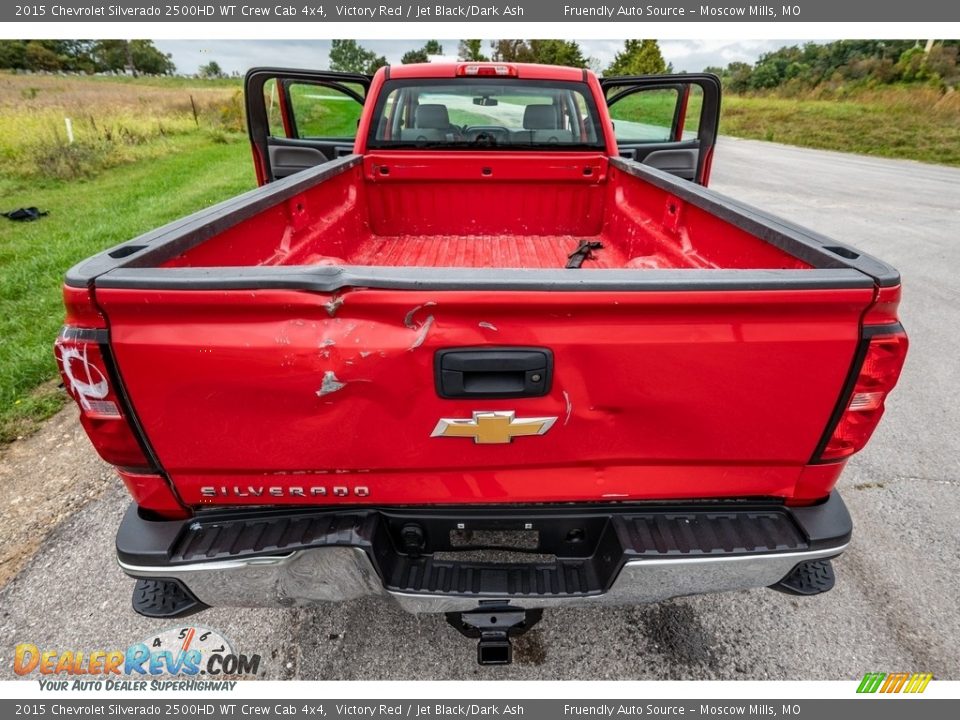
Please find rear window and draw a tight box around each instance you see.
[367,78,605,150]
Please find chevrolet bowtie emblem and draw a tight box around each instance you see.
[431,411,558,444]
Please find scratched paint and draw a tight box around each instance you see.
[562,390,573,426]
[404,301,436,351]
[408,315,434,351]
[325,296,344,317]
[316,371,346,397]
[403,301,437,329]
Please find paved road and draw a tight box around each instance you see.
[2,138,959,681]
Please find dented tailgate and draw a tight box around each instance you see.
[93,284,874,508]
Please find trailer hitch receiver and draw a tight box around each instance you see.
[445,603,543,665]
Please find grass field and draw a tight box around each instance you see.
[721,86,960,166]
[0,73,247,187]
[0,74,254,442]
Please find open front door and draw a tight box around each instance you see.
[245,67,371,185]
[600,73,721,185]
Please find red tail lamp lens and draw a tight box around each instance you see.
[54,329,149,469]
[819,331,908,461]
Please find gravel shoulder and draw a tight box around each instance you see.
[0,404,112,588]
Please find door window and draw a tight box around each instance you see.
[605,85,703,144]
[262,79,366,140]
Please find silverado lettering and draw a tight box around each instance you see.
[58,62,907,665]
[199,486,370,497]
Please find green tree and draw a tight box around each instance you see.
[489,39,590,67]
[1,38,168,74]
[749,60,784,89]
[458,39,488,61]
[368,55,388,74]
[328,39,382,74]
[198,60,224,79]
[24,41,61,71]
[26,41,97,72]
[528,40,588,68]
[921,44,959,84]
[725,61,754,93]
[0,40,27,69]
[491,39,534,63]
[605,40,667,76]
[401,49,429,64]
[91,40,173,75]
[128,40,174,75]
[402,40,445,65]
[90,40,127,72]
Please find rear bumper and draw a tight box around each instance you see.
[117,492,852,613]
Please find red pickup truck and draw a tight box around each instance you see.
[57,63,907,664]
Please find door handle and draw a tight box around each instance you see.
[435,348,553,399]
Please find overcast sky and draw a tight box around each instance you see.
[154,39,818,75]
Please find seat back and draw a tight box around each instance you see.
[395,104,455,143]
[519,104,574,144]
[523,105,558,130]
[415,104,451,129]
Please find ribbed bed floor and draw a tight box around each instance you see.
[346,234,627,269]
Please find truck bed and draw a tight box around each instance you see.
[348,234,620,268]
[73,153,897,287]
[155,153,815,272]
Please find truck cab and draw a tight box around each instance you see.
[244,63,719,185]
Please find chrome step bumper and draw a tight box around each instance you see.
[117,492,852,614]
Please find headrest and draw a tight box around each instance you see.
[523,105,557,130]
[415,104,450,129]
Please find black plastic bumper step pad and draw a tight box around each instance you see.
[771,558,836,596]
[389,556,597,596]
[132,578,209,619]
[171,513,372,563]
[619,511,805,556]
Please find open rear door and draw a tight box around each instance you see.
[600,73,721,185]
[245,67,371,185]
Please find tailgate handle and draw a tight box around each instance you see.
[435,348,553,399]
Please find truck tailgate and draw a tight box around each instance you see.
[94,286,873,506]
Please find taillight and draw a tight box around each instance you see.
[55,327,150,468]
[54,325,190,519]
[816,326,908,462]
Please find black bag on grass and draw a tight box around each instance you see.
[3,207,49,222]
